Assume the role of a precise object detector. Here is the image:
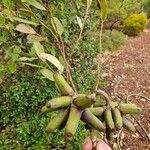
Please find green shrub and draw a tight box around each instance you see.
[144,0,150,18]
[0,70,88,149]
[102,30,126,51]
[122,13,148,36]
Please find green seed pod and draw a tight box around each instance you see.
[112,108,123,130]
[88,107,106,116]
[41,106,52,113]
[65,106,82,140]
[46,96,72,109]
[119,103,142,114]
[82,109,105,131]
[74,94,95,109]
[104,109,115,130]
[53,73,74,96]
[45,109,69,133]
[122,117,136,132]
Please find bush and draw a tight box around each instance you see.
[144,0,150,18]
[122,13,148,36]
[102,30,126,51]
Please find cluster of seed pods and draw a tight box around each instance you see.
[41,73,142,140]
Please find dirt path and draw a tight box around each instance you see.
[104,30,150,150]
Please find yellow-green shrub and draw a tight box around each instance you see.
[122,13,148,36]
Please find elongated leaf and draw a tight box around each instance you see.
[19,57,37,62]
[33,41,45,62]
[98,0,107,20]
[40,53,64,73]
[51,17,63,35]
[14,17,38,25]
[16,24,36,34]
[87,0,93,9]
[26,0,46,10]
[76,15,83,29]
[40,68,54,81]
[27,35,46,43]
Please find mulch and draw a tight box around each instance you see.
[104,30,150,150]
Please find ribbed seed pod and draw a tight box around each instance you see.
[82,109,105,131]
[88,107,106,116]
[53,73,74,96]
[119,103,142,114]
[46,96,72,109]
[104,109,115,130]
[74,94,95,109]
[65,106,82,140]
[45,109,69,133]
[122,117,136,132]
[112,108,123,130]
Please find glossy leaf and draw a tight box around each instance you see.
[26,0,46,10]
[40,68,54,81]
[40,53,64,73]
[16,24,36,34]
[33,41,45,62]
[76,15,83,29]
[51,17,63,35]
[14,17,38,25]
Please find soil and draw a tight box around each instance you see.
[104,30,150,150]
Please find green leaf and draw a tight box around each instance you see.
[33,41,45,62]
[2,0,13,9]
[40,68,54,81]
[14,17,38,26]
[51,17,63,35]
[40,53,64,73]
[0,17,5,25]
[19,57,37,62]
[26,0,46,11]
[16,24,36,34]
[76,15,83,30]
[27,35,46,43]
[98,0,107,20]
[87,0,92,9]
[8,63,16,73]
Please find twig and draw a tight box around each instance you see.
[126,93,150,103]
[117,128,123,150]
[131,115,150,142]
[59,36,77,94]
[46,5,77,94]
[96,89,111,106]
[39,21,58,41]
[75,6,89,46]
[95,20,104,90]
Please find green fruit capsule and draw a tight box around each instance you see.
[119,103,142,114]
[53,73,74,96]
[112,108,123,130]
[123,117,136,132]
[104,109,115,130]
[46,96,72,110]
[65,106,82,140]
[82,109,105,131]
[74,94,95,109]
[88,107,106,116]
[45,109,69,133]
